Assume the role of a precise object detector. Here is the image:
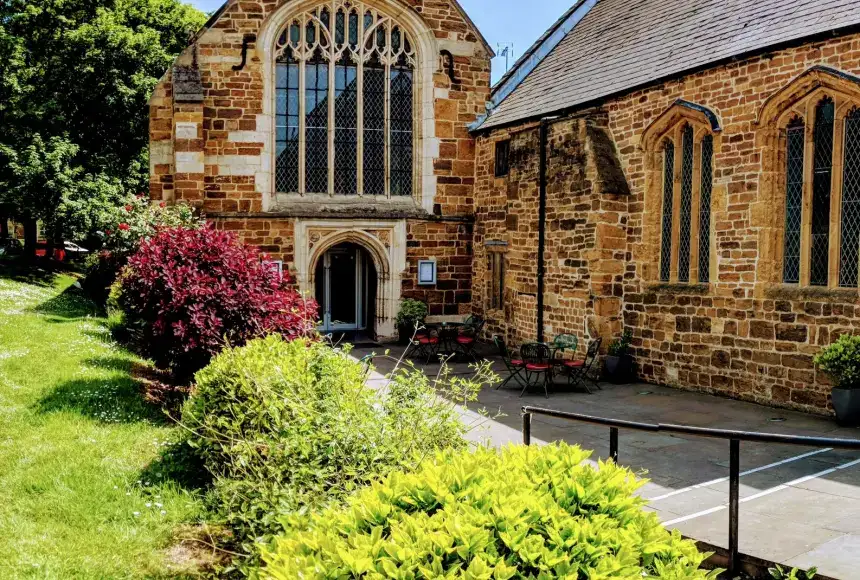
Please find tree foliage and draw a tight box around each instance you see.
[0,0,206,245]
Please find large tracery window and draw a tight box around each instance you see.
[778,95,860,287]
[275,2,416,197]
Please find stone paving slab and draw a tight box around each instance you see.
[353,345,860,578]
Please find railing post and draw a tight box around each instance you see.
[728,439,740,576]
[523,411,532,446]
[609,427,619,463]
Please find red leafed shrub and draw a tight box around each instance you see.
[118,226,318,379]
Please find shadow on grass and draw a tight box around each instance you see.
[30,284,99,321]
[0,258,64,287]
[36,357,170,426]
[140,439,212,492]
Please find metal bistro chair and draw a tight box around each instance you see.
[551,333,579,366]
[456,315,486,361]
[494,336,526,390]
[520,342,552,399]
[432,326,460,364]
[563,337,603,394]
[407,330,439,364]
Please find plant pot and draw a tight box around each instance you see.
[831,387,860,427]
[604,354,634,384]
[397,322,419,345]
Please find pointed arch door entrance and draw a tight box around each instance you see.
[315,242,377,334]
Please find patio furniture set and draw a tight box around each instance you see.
[404,315,486,364]
[495,335,602,398]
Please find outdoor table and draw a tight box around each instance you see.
[426,322,467,359]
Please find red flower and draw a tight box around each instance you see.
[105,229,112,236]
[159,202,166,208]
[119,223,130,231]
[124,205,133,212]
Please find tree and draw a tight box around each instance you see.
[0,0,207,251]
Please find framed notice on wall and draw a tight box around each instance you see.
[417,260,437,286]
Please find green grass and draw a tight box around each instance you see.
[0,266,204,578]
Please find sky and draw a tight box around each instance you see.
[183,0,573,84]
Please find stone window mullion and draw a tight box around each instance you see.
[669,124,684,283]
[799,99,816,286]
[829,103,847,287]
[384,24,392,199]
[298,17,308,195]
[689,134,703,284]
[327,4,337,196]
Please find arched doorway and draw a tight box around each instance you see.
[315,242,377,339]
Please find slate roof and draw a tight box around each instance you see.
[480,0,860,130]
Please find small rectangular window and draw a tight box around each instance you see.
[495,140,511,178]
[488,251,505,310]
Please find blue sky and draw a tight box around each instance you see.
[183,0,572,84]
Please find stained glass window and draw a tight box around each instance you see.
[699,135,713,283]
[810,98,835,286]
[660,141,675,283]
[783,117,805,284]
[274,2,416,197]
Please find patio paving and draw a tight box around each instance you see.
[352,343,860,579]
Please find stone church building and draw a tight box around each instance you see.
[150,0,860,414]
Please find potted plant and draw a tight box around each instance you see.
[814,334,860,426]
[604,329,634,384]
[395,299,428,345]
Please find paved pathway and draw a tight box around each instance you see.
[353,344,860,579]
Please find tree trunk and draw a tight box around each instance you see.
[48,220,64,262]
[22,218,37,260]
[0,215,8,239]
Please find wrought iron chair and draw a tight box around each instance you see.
[550,333,579,367]
[457,315,486,361]
[563,337,603,394]
[431,326,460,364]
[494,336,526,390]
[406,329,439,363]
[520,342,552,399]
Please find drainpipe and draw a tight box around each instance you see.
[537,116,558,343]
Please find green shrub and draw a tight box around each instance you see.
[261,443,718,579]
[395,298,429,328]
[814,333,860,388]
[608,328,634,357]
[770,565,817,580]
[181,336,492,558]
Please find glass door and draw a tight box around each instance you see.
[315,244,365,332]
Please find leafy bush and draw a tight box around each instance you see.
[770,565,817,580]
[396,298,428,328]
[118,226,317,379]
[608,328,634,357]
[181,336,493,557]
[814,334,860,389]
[261,443,719,579]
[83,195,202,303]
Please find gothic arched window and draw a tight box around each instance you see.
[642,101,719,285]
[274,2,416,197]
[776,97,860,287]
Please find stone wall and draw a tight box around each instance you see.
[473,112,628,350]
[149,0,492,320]
[474,31,860,415]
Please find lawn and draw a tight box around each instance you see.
[0,266,203,578]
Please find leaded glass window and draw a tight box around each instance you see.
[274,1,416,197]
[841,108,860,287]
[659,141,675,282]
[677,124,694,282]
[655,117,715,285]
[783,117,805,284]
[810,97,835,286]
[699,135,713,283]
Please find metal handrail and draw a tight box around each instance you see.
[521,405,860,575]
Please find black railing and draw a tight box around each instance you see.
[521,406,860,576]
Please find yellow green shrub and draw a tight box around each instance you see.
[261,443,719,579]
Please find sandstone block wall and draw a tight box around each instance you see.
[474,32,860,414]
